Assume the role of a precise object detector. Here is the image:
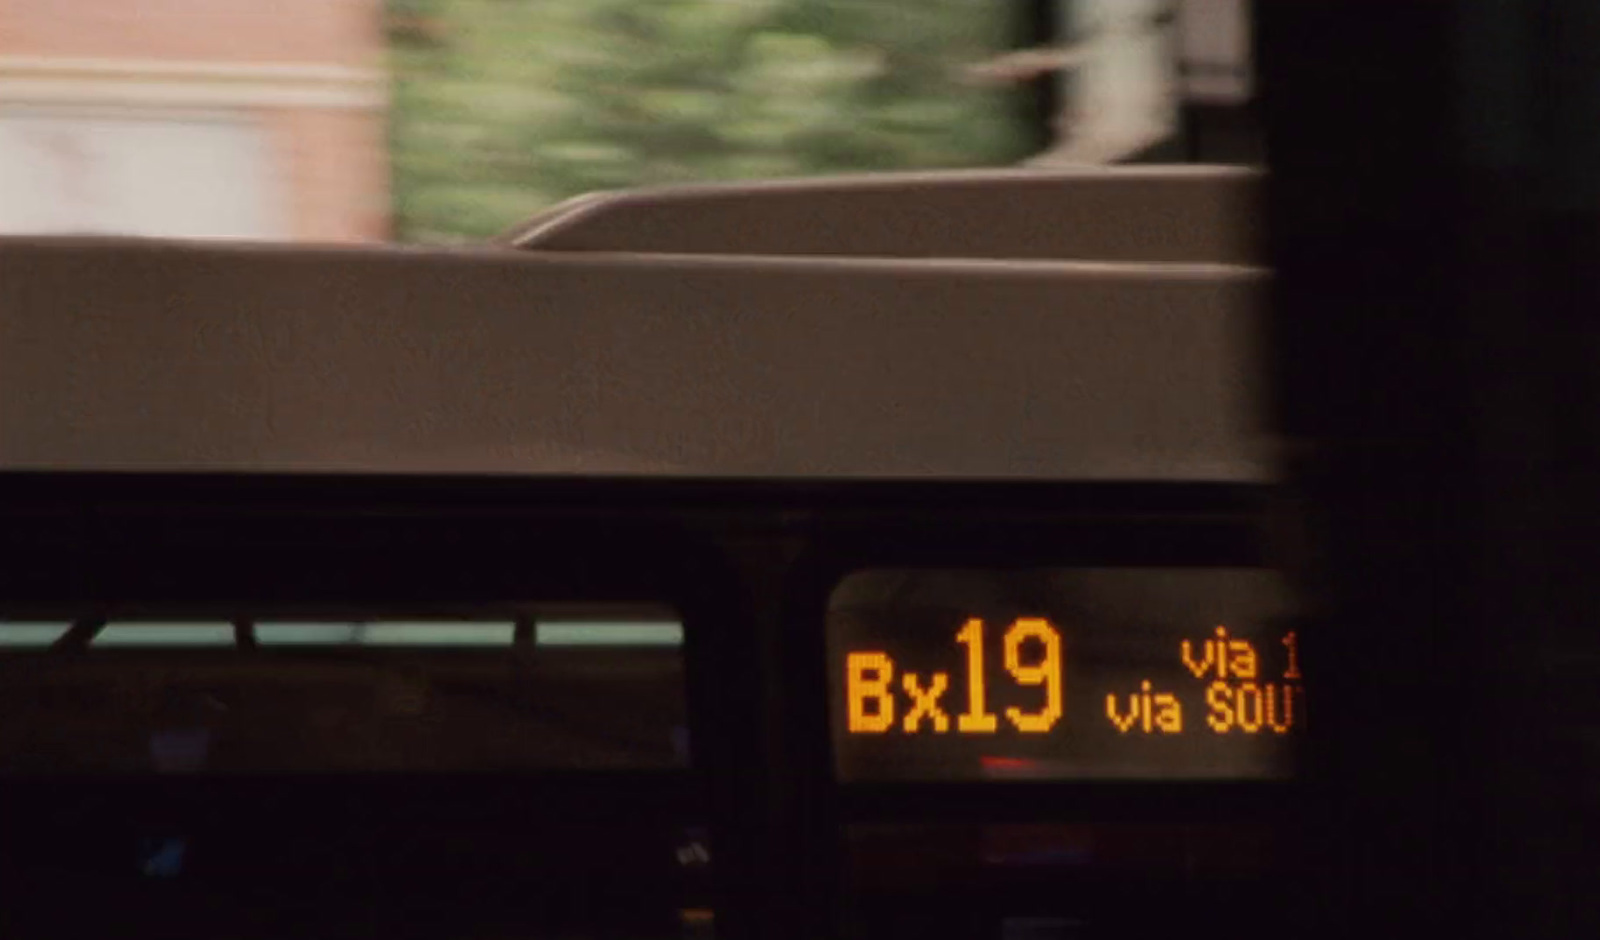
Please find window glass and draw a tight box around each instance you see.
[0,622,70,647]
[1,2,1259,244]
[539,618,685,648]
[0,601,705,940]
[0,0,1043,244]
[94,622,237,647]
[255,620,516,646]
[0,607,688,774]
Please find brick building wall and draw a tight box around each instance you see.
[0,0,389,241]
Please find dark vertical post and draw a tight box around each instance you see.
[687,534,835,940]
[1256,1,1599,937]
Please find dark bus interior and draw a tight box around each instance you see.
[0,477,1282,940]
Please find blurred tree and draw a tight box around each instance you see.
[388,0,1030,242]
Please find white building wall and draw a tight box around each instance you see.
[0,106,284,238]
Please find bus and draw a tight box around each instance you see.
[0,166,1296,940]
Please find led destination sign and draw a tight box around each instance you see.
[827,568,1304,782]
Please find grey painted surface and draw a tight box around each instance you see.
[0,240,1269,480]
[508,166,1260,266]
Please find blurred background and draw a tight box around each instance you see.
[0,0,1253,244]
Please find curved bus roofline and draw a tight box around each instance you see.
[499,165,1260,266]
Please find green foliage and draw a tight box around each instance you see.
[388,0,1029,242]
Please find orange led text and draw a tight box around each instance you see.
[848,621,1305,743]
[1105,680,1184,734]
[845,618,1064,735]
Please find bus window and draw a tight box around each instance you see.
[94,622,237,647]
[0,605,705,940]
[0,607,688,775]
[254,620,516,646]
[0,622,69,647]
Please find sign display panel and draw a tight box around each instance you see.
[828,568,1303,781]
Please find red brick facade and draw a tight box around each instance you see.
[1,0,380,64]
